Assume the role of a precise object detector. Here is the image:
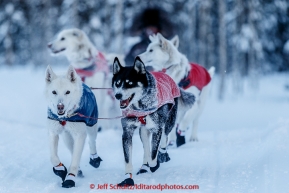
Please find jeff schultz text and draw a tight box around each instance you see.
[90,183,199,190]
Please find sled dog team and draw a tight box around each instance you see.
[46,28,215,188]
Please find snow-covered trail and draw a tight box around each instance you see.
[0,67,288,193]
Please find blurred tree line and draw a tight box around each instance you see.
[0,0,289,95]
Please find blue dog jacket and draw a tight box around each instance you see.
[48,84,98,127]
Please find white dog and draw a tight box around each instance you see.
[47,28,122,130]
[45,65,102,188]
[139,33,215,147]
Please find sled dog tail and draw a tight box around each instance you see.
[178,89,195,110]
[175,89,195,126]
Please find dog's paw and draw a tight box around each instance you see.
[53,163,67,182]
[176,131,186,147]
[157,151,171,163]
[136,163,149,175]
[117,173,134,186]
[89,156,102,168]
[149,160,160,173]
[62,173,75,188]
[190,137,199,142]
[77,170,84,178]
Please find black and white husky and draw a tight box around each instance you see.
[45,65,102,188]
[112,57,195,186]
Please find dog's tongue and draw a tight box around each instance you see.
[120,99,130,108]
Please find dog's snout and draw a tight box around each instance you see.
[115,93,122,100]
[57,103,64,111]
[47,42,52,48]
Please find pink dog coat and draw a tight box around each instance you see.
[122,72,180,118]
[75,52,109,82]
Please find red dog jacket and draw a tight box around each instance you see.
[178,63,211,91]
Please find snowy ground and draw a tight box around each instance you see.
[0,66,288,193]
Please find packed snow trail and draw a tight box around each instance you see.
[0,67,288,193]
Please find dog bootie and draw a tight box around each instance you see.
[62,173,76,188]
[89,153,102,168]
[53,163,67,182]
[77,170,84,178]
[176,129,186,147]
[149,160,160,173]
[118,173,134,186]
[157,148,171,163]
[136,163,149,175]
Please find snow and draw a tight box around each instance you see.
[0,67,288,193]
[90,15,101,29]
[5,3,14,15]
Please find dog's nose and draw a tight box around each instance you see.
[57,103,64,111]
[47,42,52,48]
[115,93,122,100]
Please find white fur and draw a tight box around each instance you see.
[45,65,99,178]
[48,28,122,130]
[139,33,215,143]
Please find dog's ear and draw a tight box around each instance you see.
[113,57,122,75]
[66,65,77,83]
[171,35,179,49]
[149,34,157,42]
[157,33,168,50]
[149,35,154,42]
[134,56,146,74]
[45,65,56,84]
[72,29,83,40]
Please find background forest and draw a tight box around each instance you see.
[0,0,289,98]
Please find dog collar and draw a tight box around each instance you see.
[59,121,66,126]
[138,116,146,125]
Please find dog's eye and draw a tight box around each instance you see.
[149,49,153,52]
[61,37,65,41]
[52,90,57,95]
[65,91,70,95]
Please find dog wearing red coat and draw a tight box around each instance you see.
[139,33,215,147]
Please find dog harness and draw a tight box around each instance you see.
[178,63,211,91]
[75,52,109,82]
[48,84,98,127]
[122,72,180,123]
